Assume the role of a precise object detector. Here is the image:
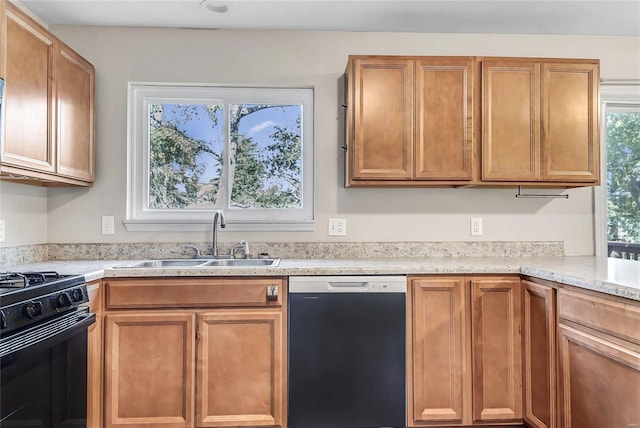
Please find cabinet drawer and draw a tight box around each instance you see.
[105,277,285,309]
[558,288,640,345]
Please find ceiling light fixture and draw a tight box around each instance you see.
[200,0,231,14]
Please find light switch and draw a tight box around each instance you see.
[102,216,115,235]
[471,217,483,236]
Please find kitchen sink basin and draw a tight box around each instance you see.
[114,258,280,268]
[200,258,280,267]
[116,259,209,268]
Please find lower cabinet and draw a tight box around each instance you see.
[470,277,522,423]
[522,280,556,428]
[409,277,470,425]
[557,288,640,428]
[102,277,287,428]
[86,280,103,428]
[409,275,522,427]
[196,311,284,427]
[105,312,196,428]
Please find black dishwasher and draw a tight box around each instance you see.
[288,276,406,428]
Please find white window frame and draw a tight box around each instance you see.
[125,82,314,232]
[594,80,640,256]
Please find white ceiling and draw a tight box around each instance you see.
[18,0,640,36]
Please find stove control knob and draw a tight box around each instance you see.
[71,288,84,302]
[56,292,73,309]
[23,301,43,320]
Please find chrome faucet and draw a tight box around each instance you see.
[211,209,226,257]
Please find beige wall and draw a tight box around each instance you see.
[0,182,48,246]
[7,27,640,255]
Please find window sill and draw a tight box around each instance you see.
[123,219,315,232]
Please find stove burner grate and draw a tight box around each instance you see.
[0,271,62,289]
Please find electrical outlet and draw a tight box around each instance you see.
[471,217,483,236]
[0,220,5,242]
[101,216,115,235]
[328,218,347,236]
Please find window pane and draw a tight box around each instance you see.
[606,110,640,254]
[228,104,303,209]
[148,103,224,209]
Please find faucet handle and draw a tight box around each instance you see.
[184,244,201,258]
[230,240,250,259]
[241,240,250,259]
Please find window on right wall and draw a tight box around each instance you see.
[595,81,640,260]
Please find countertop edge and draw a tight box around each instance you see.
[3,257,639,302]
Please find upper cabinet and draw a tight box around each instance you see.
[345,56,474,186]
[0,0,95,186]
[54,44,95,182]
[481,58,599,184]
[345,55,599,188]
[347,57,414,181]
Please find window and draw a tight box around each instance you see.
[125,83,314,231]
[595,81,640,260]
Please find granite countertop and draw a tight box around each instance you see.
[4,256,639,301]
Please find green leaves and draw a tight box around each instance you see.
[606,111,640,243]
[149,104,220,209]
[148,102,303,211]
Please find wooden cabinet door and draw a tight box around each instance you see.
[471,277,522,422]
[104,312,196,428]
[1,2,55,173]
[557,324,640,428]
[409,277,471,425]
[55,44,95,182]
[482,60,540,181]
[86,281,103,428]
[522,280,556,428]
[197,310,284,427]
[414,58,473,181]
[541,62,599,183]
[349,57,413,180]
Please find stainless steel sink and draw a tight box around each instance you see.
[115,259,209,268]
[114,258,280,268]
[200,258,280,267]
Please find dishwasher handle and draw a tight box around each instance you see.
[328,281,368,289]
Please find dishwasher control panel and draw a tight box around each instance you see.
[289,276,407,293]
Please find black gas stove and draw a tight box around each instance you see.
[0,271,89,337]
[0,271,94,426]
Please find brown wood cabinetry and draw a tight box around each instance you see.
[55,44,95,182]
[481,60,540,181]
[105,312,196,428]
[87,280,104,428]
[197,311,284,427]
[103,277,287,428]
[1,1,55,174]
[345,55,474,186]
[0,0,95,186]
[471,277,522,423]
[481,58,599,185]
[345,54,599,188]
[408,275,522,427]
[347,57,413,181]
[409,276,471,425]
[521,280,556,428]
[557,288,640,428]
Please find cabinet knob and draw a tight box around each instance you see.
[266,285,279,301]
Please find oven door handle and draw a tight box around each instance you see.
[0,310,95,367]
